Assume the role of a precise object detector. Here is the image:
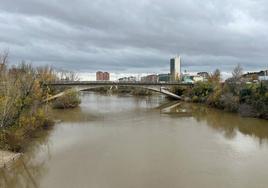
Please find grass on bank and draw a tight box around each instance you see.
[52,89,81,109]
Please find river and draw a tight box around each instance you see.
[1,92,268,188]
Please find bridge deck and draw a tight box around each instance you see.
[48,81,192,86]
[45,81,188,101]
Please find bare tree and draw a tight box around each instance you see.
[209,69,221,84]
[232,64,243,82]
[36,65,57,83]
[0,50,8,67]
[225,64,244,95]
[57,70,80,81]
[0,50,9,82]
[0,62,39,128]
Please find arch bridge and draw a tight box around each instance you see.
[45,81,193,101]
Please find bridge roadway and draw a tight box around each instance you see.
[48,81,192,87]
[46,81,192,101]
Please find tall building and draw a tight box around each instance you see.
[170,56,181,81]
[96,71,110,81]
[96,71,103,81]
[103,72,110,81]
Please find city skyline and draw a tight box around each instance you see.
[1,0,268,73]
[78,55,255,81]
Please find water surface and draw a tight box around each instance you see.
[1,92,268,188]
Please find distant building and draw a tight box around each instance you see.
[141,74,158,83]
[259,70,268,81]
[259,76,268,81]
[96,71,110,81]
[158,74,170,83]
[170,56,181,82]
[96,71,103,81]
[182,74,205,83]
[242,70,268,82]
[197,72,209,80]
[118,76,137,82]
[103,72,110,81]
[192,75,204,82]
[182,75,194,84]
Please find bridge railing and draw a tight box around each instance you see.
[47,81,193,86]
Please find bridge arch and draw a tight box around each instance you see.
[45,84,182,102]
[76,85,181,100]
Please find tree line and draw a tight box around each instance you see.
[177,65,268,119]
[0,51,80,151]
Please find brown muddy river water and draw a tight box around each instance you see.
[1,92,268,188]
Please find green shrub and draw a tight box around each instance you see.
[170,86,186,96]
[131,88,152,96]
[192,82,213,98]
[192,96,199,103]
[221,93,239,112]
[52,89,81,109]
[206,87,224,109]
[0,58,56,151]
[0,108,54,152]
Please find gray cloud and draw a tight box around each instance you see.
[0,0,268,73]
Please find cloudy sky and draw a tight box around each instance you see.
[0,0,268,75]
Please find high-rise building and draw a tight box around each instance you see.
[96,71,110,81]
[170,56,181,81]
[96,71,103,81]
[103,72,110,81]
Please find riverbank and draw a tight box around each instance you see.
[177,81,268,120]
[0,52,83,154]
[0,150,21,169]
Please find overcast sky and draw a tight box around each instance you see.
[0,0,268,74]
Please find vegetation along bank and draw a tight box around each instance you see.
[174,65,268,120]
[0,52,81,152]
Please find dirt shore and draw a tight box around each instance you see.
[0,150,22,169]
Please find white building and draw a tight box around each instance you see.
[170,55,181,81]
[192,75,205,82]
[259,76,268,81]
[182,73,205,83]
[118,76,137,82]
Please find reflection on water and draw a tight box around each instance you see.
[0,128,52,188]
[51,107,98,123]
[1,92,268,188]
[162,102,268,144]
